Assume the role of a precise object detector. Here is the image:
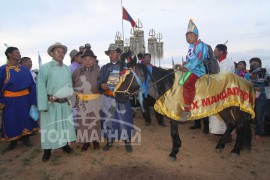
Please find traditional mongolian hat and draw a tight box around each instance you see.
[82,49,97,59]
[69,49,81,60]
[186,18,199,36]
[105,44,122,55]
[47,42,67,57]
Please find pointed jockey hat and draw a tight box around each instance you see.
[186,18,199,36]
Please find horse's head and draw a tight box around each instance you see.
[120,50,137,69]
[114,64,149,103]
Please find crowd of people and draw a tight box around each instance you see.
[0,19,269,163]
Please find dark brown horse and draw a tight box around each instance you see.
[115,51,252,161]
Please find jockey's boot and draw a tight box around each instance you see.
[22,135,32,147]
[190,120,201,129]
[42,149,51,162]
[179,111,191,122]
[8,140,18,150]
[103,139,113,151]
[125,140,133,153]
[93,141,100,150]
[62,144,74,154]
[81,143,90,152]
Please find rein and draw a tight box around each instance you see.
[115,67,177,96]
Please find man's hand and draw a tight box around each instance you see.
[101,83,109,90]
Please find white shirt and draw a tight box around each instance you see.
[31,70,37,83]
[218,58,235,73]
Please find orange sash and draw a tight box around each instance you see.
[3,89,29,97]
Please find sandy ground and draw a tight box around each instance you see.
[1,110,270,180]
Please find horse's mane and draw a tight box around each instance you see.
[136,63,175,98]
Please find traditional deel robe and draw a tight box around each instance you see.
[72,66,101,143]
[184,41,208,77]
[37,60,76,149]
[70,62,81,74]
[97,61,133,141]
[0,64,39,141]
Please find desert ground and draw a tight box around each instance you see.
[1,110,270,180]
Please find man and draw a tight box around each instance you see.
[178,19,208,121]
[214,44,235,72]
[37,42,76,162]
[208,44,235,136]
[97,44,133,153]
[69,49,83,74]
[72,49,101,151]
[142,53,165,126]
[20,57,37,82]
[245,58,268,141]
[0,47,39,150]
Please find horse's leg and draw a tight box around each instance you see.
[168,119,181,161]
[216,107,236,152]
[231,108,252,157]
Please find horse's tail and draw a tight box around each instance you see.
[239,112,252,150]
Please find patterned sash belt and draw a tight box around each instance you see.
[47,95,69,104]
[3,89,29,97]
[76,93,101,101]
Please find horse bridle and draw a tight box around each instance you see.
[115,67,177,96]
[114,68,143,96]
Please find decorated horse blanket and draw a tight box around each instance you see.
[154,71,255,121]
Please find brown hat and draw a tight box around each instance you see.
[105,44,122,56]
[69,49,81,60]
[82,49,97,59]
[47,42,67,57]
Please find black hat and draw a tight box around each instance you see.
[82,49,97,59]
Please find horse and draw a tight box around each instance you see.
[114,51,254,161]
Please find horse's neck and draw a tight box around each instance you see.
[147,67,175,100]
[148,81,159,100]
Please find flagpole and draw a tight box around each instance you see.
[121,0,124,42]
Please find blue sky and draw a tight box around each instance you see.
[0,0,270,69]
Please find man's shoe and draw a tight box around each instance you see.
[93,141,100,150]
[22,136,32,147]
[255,135,262,141]
[8,140,18,150]
[203,128,209,134]
[81,143,90,152]
[179,111,191,122]
[103,142,113,151]
[42,149,51,162]
[63,145,74,154]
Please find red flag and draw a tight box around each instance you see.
[122,7,136,27]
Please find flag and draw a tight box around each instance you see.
[122,7,136,27]
[38,52,42,68]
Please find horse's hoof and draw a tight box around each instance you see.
[231,149,240,157]
[216,148,223,153]
[168,155,176,161]
[231,152,239,158]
